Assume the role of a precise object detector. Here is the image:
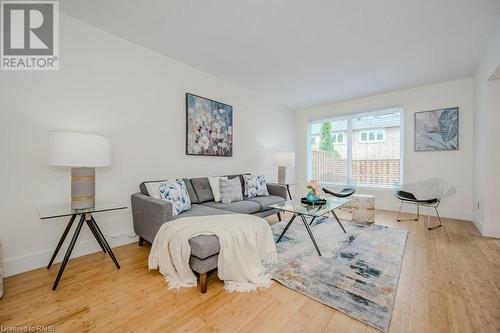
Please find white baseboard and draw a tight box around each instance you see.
[375,201,472,221]
[2,232,138,278]
[482,225,500,238]
[471,213,483,234]
[466,213,500,238]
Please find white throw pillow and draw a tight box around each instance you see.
[208,176,227,202]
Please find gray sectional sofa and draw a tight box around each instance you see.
[131,174,287,292]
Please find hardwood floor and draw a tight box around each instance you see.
[1,210,499,333]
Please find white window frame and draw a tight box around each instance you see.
[332,131,345,144]
[359,129,385,143]
[307,106,404,189]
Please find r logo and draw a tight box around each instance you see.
[2,2,54,55]
[1,1,58,70]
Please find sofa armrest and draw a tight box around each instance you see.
[131,193,173,243]
[267,184,288,200]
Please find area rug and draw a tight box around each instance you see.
[269,217,408,332]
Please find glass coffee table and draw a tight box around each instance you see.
[269,198,351,256]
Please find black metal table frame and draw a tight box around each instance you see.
[276,209,346,256]
[285,184,293,200]
[47,212,120,290]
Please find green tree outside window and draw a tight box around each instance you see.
[319,122,340,158]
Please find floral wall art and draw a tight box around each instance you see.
[186,93,233,157]
[414,107,459,152]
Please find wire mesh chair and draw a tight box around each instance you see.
[395,178,456,230]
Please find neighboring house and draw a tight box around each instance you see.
[310,116,401,161]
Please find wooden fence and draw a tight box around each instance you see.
[311,151,400,186]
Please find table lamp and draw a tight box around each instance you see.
[274,152,295,183]
[49,131,112,209]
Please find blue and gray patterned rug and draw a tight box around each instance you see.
[270,217,408,332]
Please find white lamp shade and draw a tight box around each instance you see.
[274,152,295,167]
[48,131,112,167]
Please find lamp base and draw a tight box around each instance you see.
[277,166,287,183]
[71,167,95,209]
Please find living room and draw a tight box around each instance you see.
[0,1,499,332]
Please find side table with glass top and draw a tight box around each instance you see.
[269,198,351,256]
[37,200,127,290]
[267,181,296,200]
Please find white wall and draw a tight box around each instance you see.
[473,26,500,238]
[295,78,474,221]
[0,14,294,277]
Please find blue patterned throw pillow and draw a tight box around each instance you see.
[243,175,269,198]
[158,179,191,216]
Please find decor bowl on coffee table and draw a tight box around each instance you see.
[270,218,408,332]
[300,197,327,205]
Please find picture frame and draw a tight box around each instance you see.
[185,93,233,157]
[414,107,459,152]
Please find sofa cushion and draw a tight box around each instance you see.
[182,179,199,204]
[171,203,231,220]
[190,177,214,203]
[140,179,198,203]
[245,195,286,211]
[201,200,260,214]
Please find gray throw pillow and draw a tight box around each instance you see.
[219,177,243,204]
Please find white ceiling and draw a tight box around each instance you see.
[60,0,500,109]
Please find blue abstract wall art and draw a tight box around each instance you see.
[414,107,459,151]
[186,93,233,157]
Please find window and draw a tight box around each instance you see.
[359,129,385,143]
[332,132,344,144]
[308,107,402,188]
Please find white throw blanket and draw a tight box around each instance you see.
[148,214,278,292]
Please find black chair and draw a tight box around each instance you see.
[395,178,456,230]
[395,190,437,221]
[322,187,356,198]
